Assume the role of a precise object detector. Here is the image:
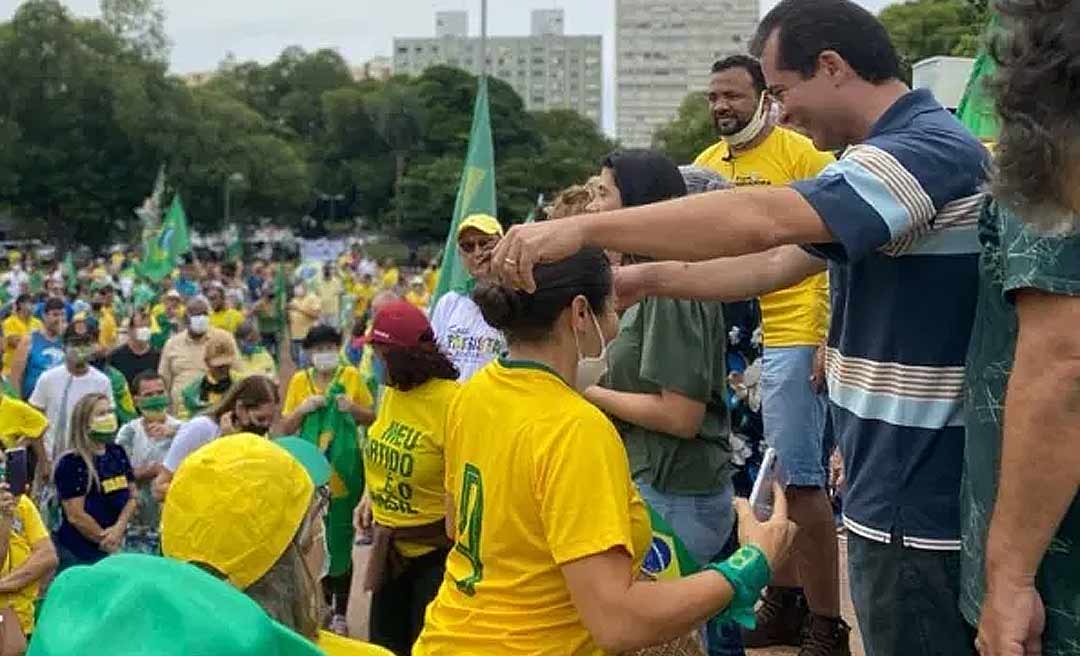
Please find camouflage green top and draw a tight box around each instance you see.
[962,199,1080,655]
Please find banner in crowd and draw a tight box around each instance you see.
[432,76,497,308]
[299,238,348,264]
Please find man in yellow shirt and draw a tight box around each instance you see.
[379,259,400,291]
[348,273,376,326]
[2,295,42,377]
[317,263,344,328]
[694,54,844,653]
[92,284,120,350]
[287,282,322,368]
[403,276,430,311]
[206,285,245,334]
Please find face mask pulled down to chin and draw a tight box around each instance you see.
[573,307,610,393]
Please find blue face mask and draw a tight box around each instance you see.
[240,342,259,356]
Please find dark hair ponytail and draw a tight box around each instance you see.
[473,247,611,343]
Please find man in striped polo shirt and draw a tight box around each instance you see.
[490,1,987,654]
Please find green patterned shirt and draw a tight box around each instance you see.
[962,199,1080,654]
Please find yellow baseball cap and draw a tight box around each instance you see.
[456,213,504,238]
[161,434,314,590]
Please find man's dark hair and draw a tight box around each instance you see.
[989,0,1080,223]
[44,298,66,313]
[711,55,767,93]
[302,324,341,350]
[131,370,165,396]
[64,320,98,345]
[750,0,903,83]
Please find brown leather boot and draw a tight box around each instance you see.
[740,586,809,647]
[798,614,852,656]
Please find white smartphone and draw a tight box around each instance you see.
[749,447,781,521]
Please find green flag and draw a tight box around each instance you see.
[641,503,699,581]
[139,195,191,282]
[64,253,78,294]
[957,17,1000,143]
[297,379,364,577]
[432,76,497,308]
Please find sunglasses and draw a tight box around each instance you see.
[458,238,495,255]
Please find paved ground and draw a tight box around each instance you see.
[344,534,866,654]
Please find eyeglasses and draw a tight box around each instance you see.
[459,238,496,255]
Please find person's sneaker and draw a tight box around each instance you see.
[328,613,349,636]
[741,586,809,647]
[798,614,852,656]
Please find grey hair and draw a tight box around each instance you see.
[990,0,1080,232]
[679,166,734,195]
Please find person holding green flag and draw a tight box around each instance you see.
[280,324,375,637]
[429,214,508,382]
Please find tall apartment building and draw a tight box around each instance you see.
[393,9,603,127]
[616,0,758,148]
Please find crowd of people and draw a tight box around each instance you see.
[0,0,1073,655]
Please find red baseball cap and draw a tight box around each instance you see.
[361,300,433,348]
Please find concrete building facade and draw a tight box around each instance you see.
[616,0,758,147]
[393,9,603,127]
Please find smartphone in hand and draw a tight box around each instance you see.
[749,447,782,522]
[5,447,28,497]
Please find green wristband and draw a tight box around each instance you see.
[706,544,772,629]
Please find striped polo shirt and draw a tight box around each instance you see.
[791,89,990,550]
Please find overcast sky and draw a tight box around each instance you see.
[0,0,896,134]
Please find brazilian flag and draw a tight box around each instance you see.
[298,379,364,577]
[641,503,700,580]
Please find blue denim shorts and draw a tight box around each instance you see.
[761,345,829,487]
[635,480,735,566]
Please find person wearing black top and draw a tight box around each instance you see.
[110,310,161,389]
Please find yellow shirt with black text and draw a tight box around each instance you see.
[364,378,459,558]
[414,359,652,656]
[695,126,834,347]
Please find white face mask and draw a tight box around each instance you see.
[573,307,609,393]
[311,351,338,373]
[722,92,770,149]
[188,314,210,335]
[134,327,152,343]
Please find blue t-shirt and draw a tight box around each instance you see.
[791,89,990,549]
[23,331,65,399]
[55,443,133,563]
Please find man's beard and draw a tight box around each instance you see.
[715,115,750,137]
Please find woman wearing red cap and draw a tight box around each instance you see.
[354,300,460,656]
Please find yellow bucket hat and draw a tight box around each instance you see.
[161,434,315,590]
[456,213,504,238]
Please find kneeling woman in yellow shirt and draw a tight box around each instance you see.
[354,300,460,655]
[414,247,797,655]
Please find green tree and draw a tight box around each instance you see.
[879,0,989,75]
[99,0,169,61]
[652,92,716,164]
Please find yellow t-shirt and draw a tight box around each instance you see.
[209,308,245,335]
[0,496,50,634]
[364,378,460,558]
[381,267,400,290]
[98,308,119,349]
[318,631,393,655]
[414,359,652,656]
[695,127,834,347]
[349,283,375,319]
[288,294,322,341]
[1,316,42,375]
[424,268,438,296]
[0,396,48,449]
[282,367,374,421]
[404,290,430,310]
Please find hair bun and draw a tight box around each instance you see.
[472,283,523,330]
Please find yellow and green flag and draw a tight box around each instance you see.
[641,504,700,581]
[139,195,191,282]
[432,76,497,307]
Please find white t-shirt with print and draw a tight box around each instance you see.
[29,366,114,459]
[429,291,507,382]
